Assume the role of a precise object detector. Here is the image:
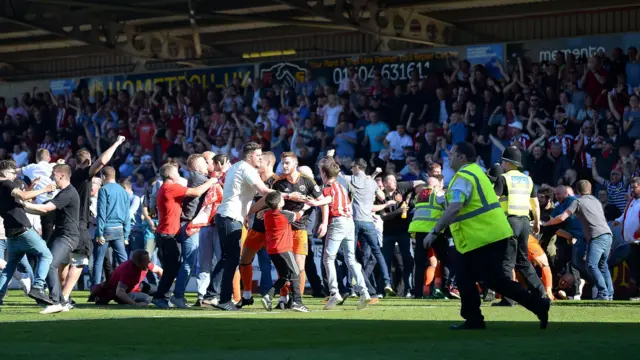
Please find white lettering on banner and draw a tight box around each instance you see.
[539,46,606,62]
[332,62,431,85]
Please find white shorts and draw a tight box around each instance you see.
[68,253,89,267]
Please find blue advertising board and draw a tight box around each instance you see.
[466,44,505,79]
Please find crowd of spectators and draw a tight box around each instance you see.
[1,44,640,299]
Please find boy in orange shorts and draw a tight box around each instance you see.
[261,191,309,312]
[527,235,555,300]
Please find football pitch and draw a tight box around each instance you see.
[1,291,639,360]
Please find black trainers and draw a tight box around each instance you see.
[214,301,239,311]
[482,289,495,302]
[538,297,551,330]
[276,300,287,310]
[491,299,514,307]
[450,321,486,331]
[261,294,273,311]
[338,292,350,305]
[28,288,54,305]
[291,302,310,313]
[237,296,254,308]
[286,295,293,309]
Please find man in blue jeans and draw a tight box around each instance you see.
[152,162,217,309]
[337,158,395,297]
[214,142,273,311]
[171,154,211,308]
[0,160,55,310]
[544,180,613,300]
[92,166,130,288]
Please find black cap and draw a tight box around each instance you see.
[486,163,504,183]
[501,146,522,167]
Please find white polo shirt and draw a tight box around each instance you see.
[217,160,263,222]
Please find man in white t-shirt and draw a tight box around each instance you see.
[214,142,273,310]
[19,149,63,242]
[384,124,413,170]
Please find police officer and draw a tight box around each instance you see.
[409,175,456,299]
[492,146,546,307]
[423,142,549,330]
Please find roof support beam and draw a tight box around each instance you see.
[5,0,204,59]
[272,0,453,50]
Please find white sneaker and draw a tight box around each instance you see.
[61,303,72,312]
[202,297,219,306]
[40,304,64,315]
[18,278,31,296]
[357,293,371,310]
[323,293,343,310]
[170,296,191,309]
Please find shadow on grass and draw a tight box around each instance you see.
[0,317,638,359]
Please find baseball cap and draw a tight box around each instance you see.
[508,122,523,130]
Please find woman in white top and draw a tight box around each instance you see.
[322,94,343,137]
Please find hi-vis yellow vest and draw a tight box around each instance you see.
[408,188,443,234]
[500,170,533,217]
[447,163,513,254]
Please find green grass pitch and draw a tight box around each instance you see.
[1,290,639,359]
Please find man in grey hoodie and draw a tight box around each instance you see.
[339,158,396,296]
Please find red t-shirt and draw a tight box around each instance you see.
[157,182,187,235]
[264,209,293,254]
[168,115,184,135]
[138,123,155,151]
[98,260,153,303]
[322,181,352,219]
[584,68,608,105]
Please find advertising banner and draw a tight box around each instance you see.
[506,32,640,63]
[466,43,504,79]
[50,64,254,97]
[258,48,462,88]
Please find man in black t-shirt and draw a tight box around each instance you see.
[24,164,80,314]
[376,174,424,296]
[271,152,323,307]
[0,160,56,309]
[72,136,125,303]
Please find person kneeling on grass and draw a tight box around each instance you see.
[91,249,163,306]
[260,191,309,312]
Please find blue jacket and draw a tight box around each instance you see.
[96,182,131,240]
[552,196,585,240]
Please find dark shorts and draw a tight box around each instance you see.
[72,227,93,256]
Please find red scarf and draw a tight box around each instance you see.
[185,183,223,236]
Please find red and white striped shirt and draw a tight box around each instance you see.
[322,181,352,219]
[548,134,574,156]
[511,134,531,150]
